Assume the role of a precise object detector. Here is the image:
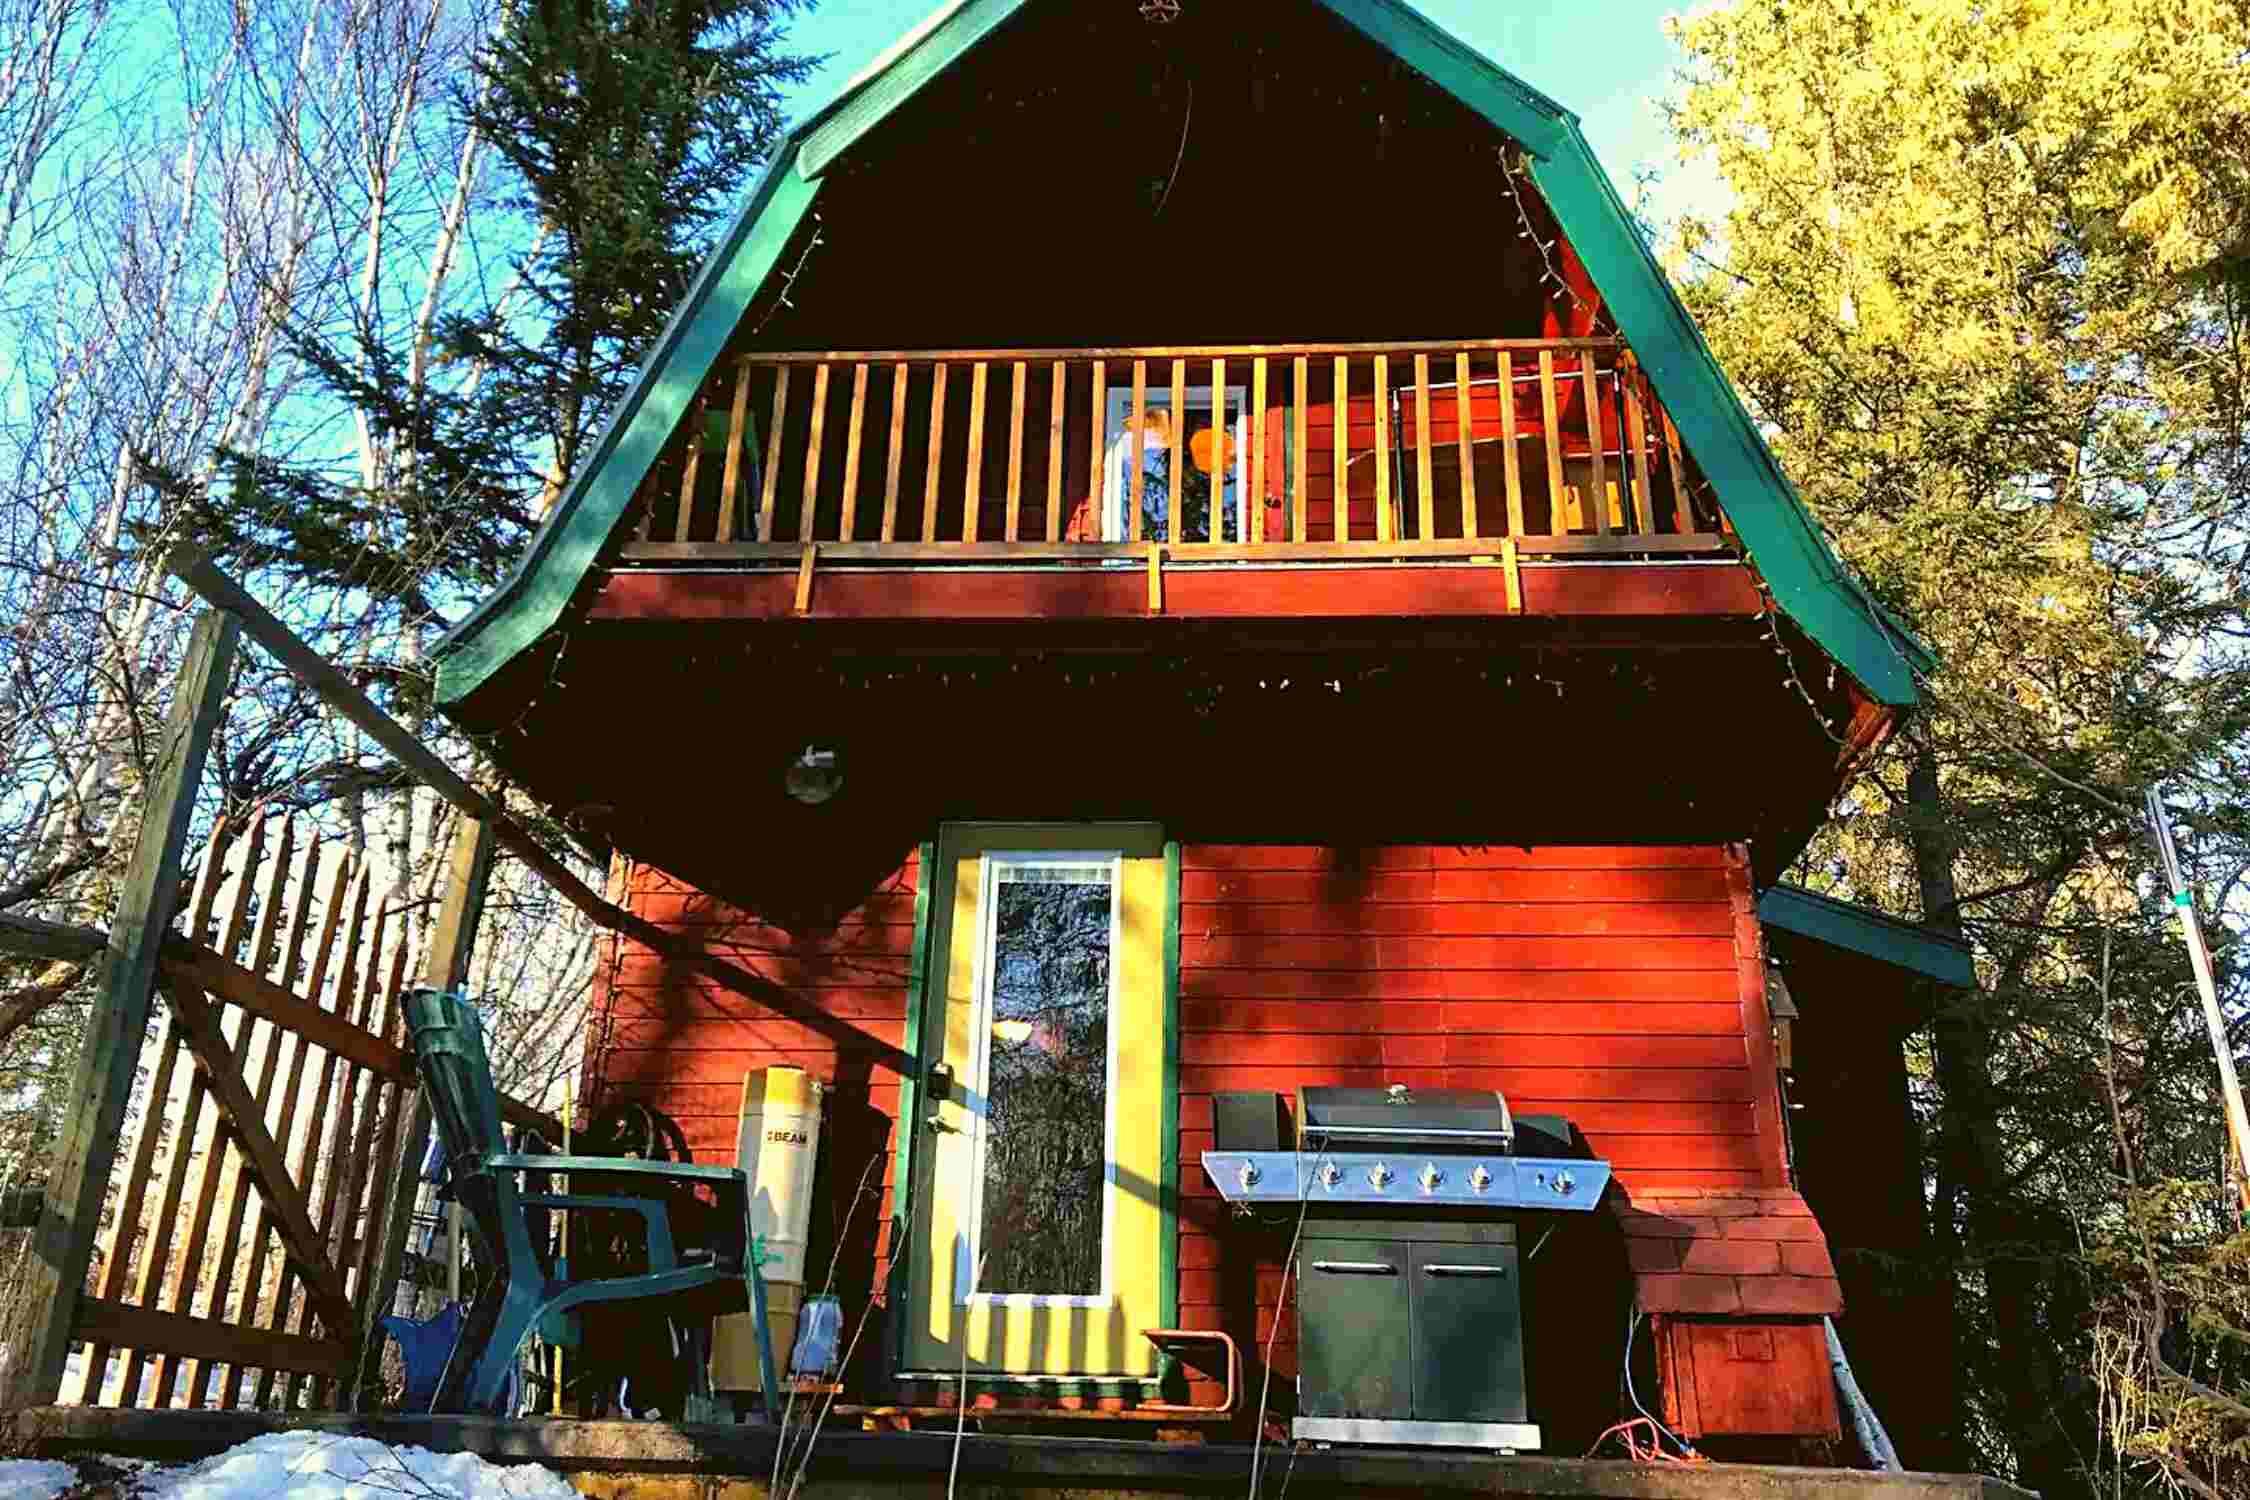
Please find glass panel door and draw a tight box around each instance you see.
[905,824,1166,1378]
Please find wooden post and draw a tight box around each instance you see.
[347,817,495,1409]
[13,609,238,1408]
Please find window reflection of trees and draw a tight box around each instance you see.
[977,870,1112,1298]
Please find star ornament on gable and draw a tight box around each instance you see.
[1139,0,1181,22]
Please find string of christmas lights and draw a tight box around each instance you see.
[1499,148,1610,334]
[749,213,826,340]
[1752,571,1853,751]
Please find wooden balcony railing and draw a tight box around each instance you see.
[624,338,1727,562]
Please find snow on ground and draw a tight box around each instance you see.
[145,1435,582,1500]
[0,1461,77,1500]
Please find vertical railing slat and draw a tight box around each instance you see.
[1089,360,1108,539]
[963,361,989,544]
[672,393,707,543]
[1414,353,1435,541]
[1250,357,1268,546]
[1581,353,1610,535]
[716,359,756,542]
[1293,357,1309,542]
[840,363,870,543]
[1662,404,1697,534]
[799,363,832,542]
[1210,357,1226,546]
[1332,356,1350,542]
[1005,360,1027,542]
[757,366,790,543]
[1129,360,1147,544]
[921,362,950,541]
[1372,354,1392,543]
[882,363,909,542]
[1538,349,1567,532]
[1622,361,1655,536]
[1168,359,1186,544]
[1499,351,1526,538]
[1046,361,1067,543]
[1454,351,1479,540]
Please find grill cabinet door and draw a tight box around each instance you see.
[1296,1238,1410,1418]
[1409,1241,1527,1422]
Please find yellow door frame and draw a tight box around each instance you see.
[898,822,1169,1381]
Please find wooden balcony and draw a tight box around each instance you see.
[621,337,1733,574]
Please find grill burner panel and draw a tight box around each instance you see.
[1199,1150,1609,1208]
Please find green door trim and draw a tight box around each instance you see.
[883,837,939,1381]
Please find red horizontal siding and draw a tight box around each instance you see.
[586,837,1792,1412]
[1170,841,1785,1398]
[1182,901,1735,936]
[1181,868,1730,903]
[584,849,922,1303]
[1177,999,1747,1035]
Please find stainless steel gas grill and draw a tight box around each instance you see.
[1201,1084,1613,1454]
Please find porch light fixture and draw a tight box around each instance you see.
[1140,0,1181,22]
[783,745,844,805]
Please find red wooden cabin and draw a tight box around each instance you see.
[432,0,1961,1462]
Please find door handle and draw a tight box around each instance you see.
[1308,1260,1397,1275]
[1422,1263,1507,1276]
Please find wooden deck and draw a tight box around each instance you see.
[3,1406,2034,1500]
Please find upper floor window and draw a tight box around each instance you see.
[1101,383,1248,543]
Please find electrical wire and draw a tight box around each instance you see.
[1151,79,1193,218]
[1621,1308,1700,1461]
[1247,1149,1325,1498]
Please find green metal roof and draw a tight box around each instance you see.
[433,0,1930,712]
[1759,883,1976,990]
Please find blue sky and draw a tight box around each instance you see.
[774,0,1720,220]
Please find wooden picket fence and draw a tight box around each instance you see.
[6,561,693,1415]
[63,807,550,1411]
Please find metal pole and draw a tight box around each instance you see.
[2144,789,2250,1207]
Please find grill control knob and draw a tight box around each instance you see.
[1468,1164,1494,1192]
[1317,1161,1343,1188]
[1553,1170,1577,1197]
[1236,1161,1262,1191]
[1367,1162,1394,1190]
[1418,1162,1444,1193]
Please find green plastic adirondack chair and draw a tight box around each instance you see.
[403,988,780,1414]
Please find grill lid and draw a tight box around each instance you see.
[1297,1085,1514,1149]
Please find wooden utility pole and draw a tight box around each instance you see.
[348,817,495,1409]
[13,610,239,1408]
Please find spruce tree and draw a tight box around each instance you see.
[189,0,813,629]
[455,0,813,507]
